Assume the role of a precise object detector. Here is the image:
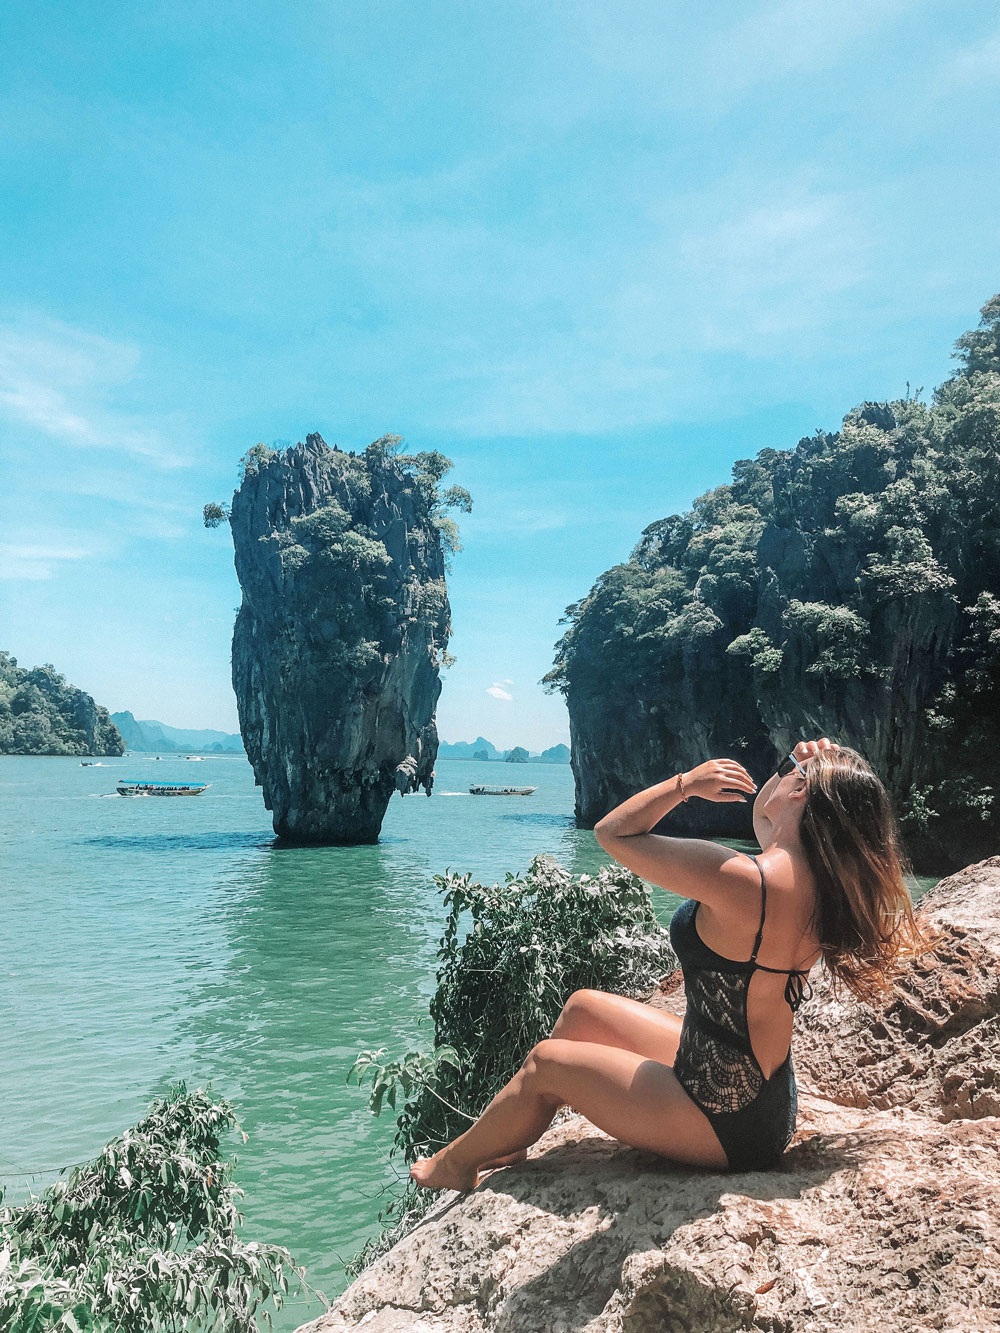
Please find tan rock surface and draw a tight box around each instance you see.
[789,855,1000,1121]
[298,858,1000,1333]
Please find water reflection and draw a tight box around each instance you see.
[498,812,578,830]
[160,769,605,1325]
[83,831,274,853]
[165,840,444,1325]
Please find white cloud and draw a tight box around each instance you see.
[565,0,917,110]
[448,175,876,435]
[941,32,1000,85]
[60,480,193,540]
[672,187,873,350]
[475,506,570,534]
[0,315,191,468]
[0,540,93,581]
[709,0,914,94]
[486,683,514,700]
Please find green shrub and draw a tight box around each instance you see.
[0,1084,324,1332]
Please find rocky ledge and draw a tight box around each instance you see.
[299,857,1000,1332]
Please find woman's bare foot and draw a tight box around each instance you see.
[409,1150,479,1192]
[478,1148,528,1171]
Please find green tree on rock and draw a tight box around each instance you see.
[0,653,124,756]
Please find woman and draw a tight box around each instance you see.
[411,737,933,1189]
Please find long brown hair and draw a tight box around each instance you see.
[797,745,941,1003]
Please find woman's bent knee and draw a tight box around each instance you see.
[527,1037,562,1066]
[555,988,603,1028]
[523,1038,567,1079]
[522,1039,572,1103]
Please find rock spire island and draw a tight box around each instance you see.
[211,433,469,844]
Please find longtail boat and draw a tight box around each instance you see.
[116,780,209,797]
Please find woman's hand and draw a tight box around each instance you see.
[682,759,758,803]
[792,737,836,763]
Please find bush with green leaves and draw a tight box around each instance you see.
[347,853,675,1274]
[0,1084,325,1333]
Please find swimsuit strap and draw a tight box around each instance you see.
[744,853,815,1012]
[746,853,767,964]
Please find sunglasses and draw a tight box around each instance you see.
[776,753,809,779]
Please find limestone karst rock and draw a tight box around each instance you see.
[544,296,1000,875]
[226,434,459,843]
[297,856,1000,1333]
[0,652,124,755]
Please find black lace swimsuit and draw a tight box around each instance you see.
[668,853,815,1171]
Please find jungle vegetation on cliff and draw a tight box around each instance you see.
[543,294,1000,873]
[0,653,124,756]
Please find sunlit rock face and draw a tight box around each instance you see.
[228,433,452,844]
[560,425,966,852]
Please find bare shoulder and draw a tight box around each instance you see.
[593,830,763,912]
[756,848,818,908]
[755,850,822,960]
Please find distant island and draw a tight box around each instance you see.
[111,712,246,754]
[437,737,570,763]
[0,652,124,756]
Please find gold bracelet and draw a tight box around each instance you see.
[677,772,688,802]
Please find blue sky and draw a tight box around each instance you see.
[1,1,998,751]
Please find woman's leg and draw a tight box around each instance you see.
[410,1036,728,1191]
[551,989,683,1062]
[477,990,684,1170]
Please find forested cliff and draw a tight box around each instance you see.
[212,433,469,844]
[0,653,124,756]
[543,295,1000,874]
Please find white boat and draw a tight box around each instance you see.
[469,784,538,796]
[185,755,206,761]
[117,780,210,797]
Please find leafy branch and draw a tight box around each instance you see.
[347,1047,467,1119]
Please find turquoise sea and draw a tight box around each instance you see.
[0,755,939,1330]
[0,755,624,1328]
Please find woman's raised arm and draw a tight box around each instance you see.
[593,760,759,908]
[594,829,760,909]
